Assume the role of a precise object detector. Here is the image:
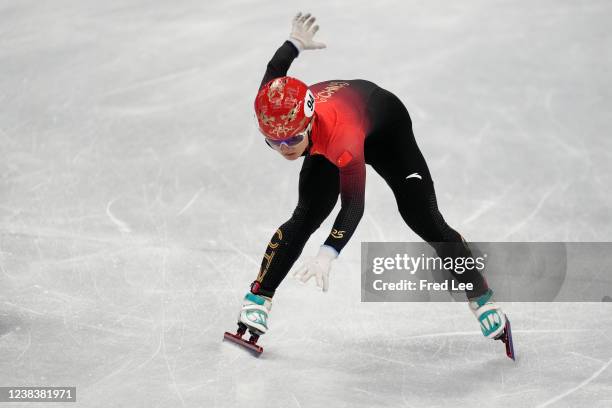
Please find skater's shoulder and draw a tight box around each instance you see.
[310,79,378,90]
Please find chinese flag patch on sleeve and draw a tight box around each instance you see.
[336,150,353,167]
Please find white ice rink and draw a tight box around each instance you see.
[1,0,612,406]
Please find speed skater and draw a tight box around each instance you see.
[224,12,514,360]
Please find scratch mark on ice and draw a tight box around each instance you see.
[177,187,205,216]
[291,393,303,408]
[536,356,612,408]
[106,198,131,233]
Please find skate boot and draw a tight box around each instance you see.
[469,289,515,360]
[223,293,272,355]
[238,292,272,335]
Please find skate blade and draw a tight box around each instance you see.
[500,318,515,361]
[223,331,263,356]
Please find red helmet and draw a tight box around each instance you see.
[254,76,315,140]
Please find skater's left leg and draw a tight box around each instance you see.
[389,174,489,299]
[367,121,489,299]
[397,188,490,299]
[364,89,512,355]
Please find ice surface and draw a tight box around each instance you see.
[1,0,611,407]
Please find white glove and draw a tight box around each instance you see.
[293,245,338,292]
[288,12,326,53]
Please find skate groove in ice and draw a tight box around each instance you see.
[535,357,612,408]
[105,198,132,233]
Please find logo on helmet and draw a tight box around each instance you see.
[258,111,276,126]
[281,102,301,123]
[268,124,294,138]
[268,78,287,104]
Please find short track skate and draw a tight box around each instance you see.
[223,323,263,356]
[496,318,515,361]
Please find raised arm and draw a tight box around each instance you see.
[259,41,299,90]
[259,12,326,89]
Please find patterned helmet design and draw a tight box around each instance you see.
[254,76,315,140]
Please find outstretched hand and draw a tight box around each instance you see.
[289,12,326,52]
[293,245,338,292]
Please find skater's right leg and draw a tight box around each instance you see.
[250,154,339,298]
[237,155,339,335]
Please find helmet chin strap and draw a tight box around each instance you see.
[305,117,314,154]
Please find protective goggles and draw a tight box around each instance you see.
[264,122,312,148]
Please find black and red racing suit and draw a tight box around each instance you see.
[252,41,488,299]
